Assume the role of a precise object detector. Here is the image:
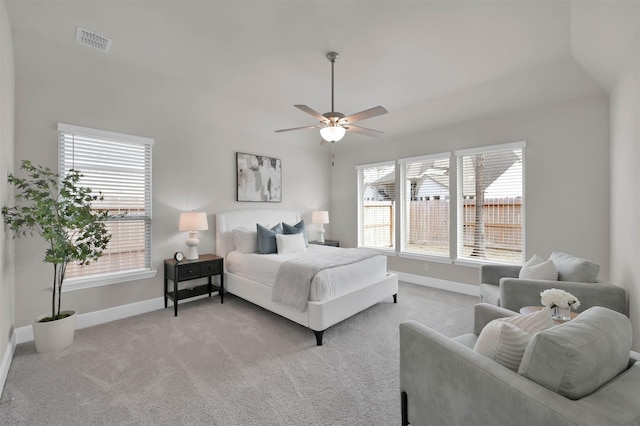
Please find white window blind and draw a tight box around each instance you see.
[456,141,525,264]
[58,123,153,280]
[357,161,396,250]
[399,153,450,258]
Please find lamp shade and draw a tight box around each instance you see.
[179,212,208,231]
[312,210,330,224]
[320,125,346,142]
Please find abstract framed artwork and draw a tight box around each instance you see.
[236,152,282,202]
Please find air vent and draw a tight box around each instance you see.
[75,27,112,52]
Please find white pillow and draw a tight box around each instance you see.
[275,233,306,255]
[519,254,558,280]
[232,227,257,253]
[473,307,555,371]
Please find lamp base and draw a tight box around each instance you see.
[317,227,325,244]
[185,231,200,260]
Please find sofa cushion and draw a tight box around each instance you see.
[519,254,558,280]
[549,251,599,282]
[518,306,632,400]
[474,307,555,371]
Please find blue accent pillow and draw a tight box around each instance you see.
[282,220,308,246]
[257,223,283,254]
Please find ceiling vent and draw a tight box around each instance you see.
[75,27,112,52]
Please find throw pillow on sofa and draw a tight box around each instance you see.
[518,306,631,400]
[474,307,555,371]
[549,251,599,282]
[519,254,558,280]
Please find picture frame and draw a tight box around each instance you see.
[236,152,282,202]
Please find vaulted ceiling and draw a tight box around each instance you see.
[6,1,636,143]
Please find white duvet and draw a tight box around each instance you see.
[225,245,388,302]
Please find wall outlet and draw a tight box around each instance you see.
[423,262,429,272]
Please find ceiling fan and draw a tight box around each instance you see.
[275,51,388,144]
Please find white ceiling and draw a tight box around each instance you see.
[5,0,634,142]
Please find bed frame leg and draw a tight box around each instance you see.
[401,391,408,426]
[393,293,398,303]
[314,330,324,346]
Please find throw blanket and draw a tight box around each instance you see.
[271,248,380,312]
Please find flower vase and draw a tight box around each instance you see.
[552,305,571,321]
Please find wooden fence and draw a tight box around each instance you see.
[363,198,522,254]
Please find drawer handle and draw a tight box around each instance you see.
[188,270,193,274]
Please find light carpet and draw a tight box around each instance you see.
[0,282,476,425]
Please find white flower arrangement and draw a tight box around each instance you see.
[540,288,581,310]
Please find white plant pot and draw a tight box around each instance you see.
[32,310,77,353]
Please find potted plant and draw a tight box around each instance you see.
[2,160,111,353]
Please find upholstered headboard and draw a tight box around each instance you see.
[215,209,301,258]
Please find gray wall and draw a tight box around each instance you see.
[610,20,640,349]
[331,95,610,287]
[10,28,331,327]
[0,0,15,364]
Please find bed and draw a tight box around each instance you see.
[215,209,398,345]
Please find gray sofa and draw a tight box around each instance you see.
[400,303,640,426]
[480,263,628,315]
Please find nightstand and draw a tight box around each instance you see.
[164,254,224,316]
[310,240,339,247]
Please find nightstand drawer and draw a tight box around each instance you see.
[177,264,200,280]
[200,260,221,275]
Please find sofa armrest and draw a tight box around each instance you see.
[500,279,628,315]
[473,303,518,336]
[401,321,577,425]
[480,264,521,286]
[399,321,640,426]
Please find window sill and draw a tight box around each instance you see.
[359,247,397,257]
[454,258,522,269]
[398,252,453,264]
[61,269,158,292]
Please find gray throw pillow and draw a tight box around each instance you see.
[257,223,284,254]
[282,220,308,246]
[518,307,631,400]
[549,251,599,282]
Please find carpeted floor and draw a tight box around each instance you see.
[0,282,477,425]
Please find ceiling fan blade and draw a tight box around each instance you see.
[344,125,384,137]
[342,106,388,124]
[294,105,327,122]
[275,125,320,133]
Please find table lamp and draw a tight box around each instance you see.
[312,210,330,244]
[179,211,208,260]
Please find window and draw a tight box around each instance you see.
[456,141,525,264]
[58,123,154,287]
[357,161,396,251]
[399,153,450,259]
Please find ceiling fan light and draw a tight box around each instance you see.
[320,125,346,142]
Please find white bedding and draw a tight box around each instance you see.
[225,244,388,302]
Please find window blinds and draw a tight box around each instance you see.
[357,162,396,250]
[399,154,450,258]
[58,124,153,279]
[456,142,525,264]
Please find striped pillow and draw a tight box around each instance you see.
[519,254,558,280]
[474,307,555,371]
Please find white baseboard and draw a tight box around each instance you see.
[1,331,16,397]
[392,270,480,297]
[14,293,213,345]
